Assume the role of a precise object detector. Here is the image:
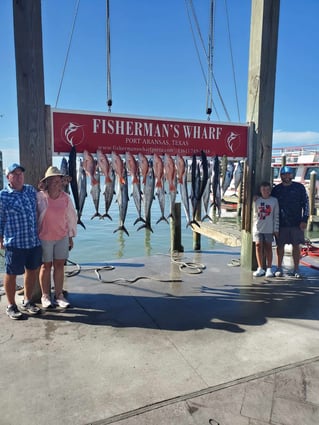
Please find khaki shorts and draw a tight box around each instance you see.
[41,236,69,262]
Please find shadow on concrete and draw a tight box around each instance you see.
[36,275,319,334]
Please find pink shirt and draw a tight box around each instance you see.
[37,191,77,241]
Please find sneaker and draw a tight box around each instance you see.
[20,300,41,315]
[6,304,23,320]
[275,268,283,277]
[266,268,274,277]
[293,270,303,278]
[41,295,52,309]
[54,293,70,308]
[253,268,265,277]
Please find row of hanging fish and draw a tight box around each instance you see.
[63,147,244,236]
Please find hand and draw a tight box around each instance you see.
[69,238,74,251]
[300,222,307,231]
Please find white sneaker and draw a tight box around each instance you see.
[55,293,70,308]
[253,268,265,277]
[275,268,283,277]
[266,268,274,277]
[41,295,52,309]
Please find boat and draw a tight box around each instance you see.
[272,145,319,196]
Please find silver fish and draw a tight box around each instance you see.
[222,160,235,196]
[233,160,244,193]
[90,166,102,220]
[102,168,115,221]
[155,183,168,224]
[201,161,213,222]
[77,159,87,222]
[137,161,155,232]
[113,167,129,236]
[60,157,70,193]
[179,158,192,227]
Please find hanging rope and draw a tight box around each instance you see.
[55,0,81,108]
[106,0,112,112]
[205,0,215,120]
[224,0,240,121]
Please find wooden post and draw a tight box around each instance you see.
[13,0,51,302]
[13,0,50,187]
[0,151,3,190]
[193,203,201,251]
[241,0,280,270]
[170,203,184,253]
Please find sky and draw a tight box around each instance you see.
[0,0,319,169]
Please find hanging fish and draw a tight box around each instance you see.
[190,155,201,227]
[201,160,213,222]
[222,160,235,196]
[138,152,149,185]
[113,167,129,236]
[177,155,192,227]
[97,149,114,220]
[126,152,144,225]
[233,160,244,194]
[68,145,85,229]
[137,160,155,232]
[164,154,177,220]
[83,150,101,219]
[60,157,70,193]
[77,159,87,223]
[111,151,125,185]
[211,156,222,217]
[153,154,167,224]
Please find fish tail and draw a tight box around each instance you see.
[201,214,213,222]
[136,222,153,233]
[113,225,130,236]
[190,220,201,228]
[156,216,169,225]
[91,212,102,220]
[133,217,146,226]
[78,218,86,229]
[101,213,112,221]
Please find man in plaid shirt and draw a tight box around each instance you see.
[0,163,42,319]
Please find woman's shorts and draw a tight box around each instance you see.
[41,236,69,262]
[253,232,273,243]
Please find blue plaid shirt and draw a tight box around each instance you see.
[0,184,40,249]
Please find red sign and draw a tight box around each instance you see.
[52,109,248,157]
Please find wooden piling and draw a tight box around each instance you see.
[307,170,317,231]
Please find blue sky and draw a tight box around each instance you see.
[1,0,319,169]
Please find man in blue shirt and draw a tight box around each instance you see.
[0,163,42,319]
[272,166,309,278]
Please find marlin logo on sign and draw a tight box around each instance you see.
[61,122,85,147]
[226,131,240,153]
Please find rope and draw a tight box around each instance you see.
[64,253,206,285]
[224,0,240,121]
[106,0,112,111]
[55,0,81,108]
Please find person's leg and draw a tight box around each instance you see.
[53,259,66,297]
[276,245,284,269]
[4,274,17,305]
[255,242,264,268]
[264,241,273,268]
[292,244,301,271]
[24,267,40,301]
[39,262,52,297]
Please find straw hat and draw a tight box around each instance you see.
[40,166,64,182]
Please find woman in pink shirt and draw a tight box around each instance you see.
[37,166,77,308]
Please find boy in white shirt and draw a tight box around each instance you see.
[253,182,279,277]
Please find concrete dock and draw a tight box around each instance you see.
[1,248,319,425]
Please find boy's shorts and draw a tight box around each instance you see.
[41,236,69,263]
[253,232,273,243]
[5,246,42,275]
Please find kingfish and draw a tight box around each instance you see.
[113,167,129,236]
[233,160,244,194]
[83,150,101,219]
[211,156,222,216]
[97,149,114,220]
[77,159,87,222]
[153,154,168,224]
[68,145,85,229]
[201,160,213,222]
[178,156,192,228]
[137,160,155,232]
[164,154,177,220]
[222,160,235,196]
[126,152,144,225]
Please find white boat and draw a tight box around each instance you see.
[272,145,319,196]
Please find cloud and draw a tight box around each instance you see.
[273,130,319,147]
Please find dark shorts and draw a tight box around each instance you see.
[5,246,42,275]
[276,227,305,247]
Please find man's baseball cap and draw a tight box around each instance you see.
[5,163,25,176]
[280,165,293,174]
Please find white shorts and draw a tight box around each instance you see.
[41,236,69,262]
